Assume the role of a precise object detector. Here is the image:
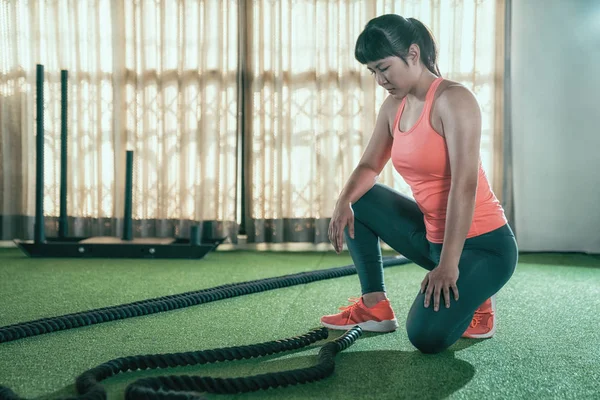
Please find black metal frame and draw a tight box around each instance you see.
[14,64,225,259]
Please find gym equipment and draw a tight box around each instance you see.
[0,255,410,399]
[1,327,361,400]
[14,65,225,259]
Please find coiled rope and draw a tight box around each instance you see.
[0,255,409,399]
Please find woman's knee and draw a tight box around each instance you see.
[408,333,448,354]
[351,184,386,212]
[406,320,450,354]
[352,184,418,218]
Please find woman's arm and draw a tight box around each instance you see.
[329,95,398,252]
[336,95,398,205]
[437,85,482,269]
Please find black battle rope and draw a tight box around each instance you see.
[0,255,409,399]
[0,327,361,400]
[0,256,408,344]
[123,327,361,400]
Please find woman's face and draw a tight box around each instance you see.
[366,50,419,99]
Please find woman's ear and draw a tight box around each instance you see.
[408,43,420,65]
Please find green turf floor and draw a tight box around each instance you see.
[0,248,599,399]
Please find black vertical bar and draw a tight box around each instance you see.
[237,0,251,236]
[236,0,246,235]
[122,150,133,241]
[190,225,200,246]
[58,70,68,238]
[34,64,45,244]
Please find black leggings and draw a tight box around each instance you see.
[344,183,518,354]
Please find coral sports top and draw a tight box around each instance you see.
[390,77,507,243]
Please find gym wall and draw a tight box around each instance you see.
[510,0,600,253]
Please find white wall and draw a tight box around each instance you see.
[511,0,600,253]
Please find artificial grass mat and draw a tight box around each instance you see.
[0,248,598,399]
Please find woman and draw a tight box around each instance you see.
[323,14,518,354]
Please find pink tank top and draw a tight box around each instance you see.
[391,77,507,243]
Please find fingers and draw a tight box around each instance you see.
[338,216,355,251]
[422,280,459,311]
[433,286,441,311]
[329,217,354,254]
[327,222,336,252]
[452,284,459,301]
[424,281,433,308]
[420,274,429,294]
[348,216,355,239]
[328,219,342,254]
[443,286,450,309]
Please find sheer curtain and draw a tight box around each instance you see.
[0,0,238,242]
[1,0,505,246]
[246,0,506,244]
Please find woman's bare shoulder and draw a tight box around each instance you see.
[433,79,479,116]
[435,79,471,98]
[380,94,403,122]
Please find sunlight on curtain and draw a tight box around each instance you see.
[0,0,238,240]
[247,0,503,243]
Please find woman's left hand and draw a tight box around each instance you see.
[421,263,460,311]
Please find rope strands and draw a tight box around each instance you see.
[0,256,409,399]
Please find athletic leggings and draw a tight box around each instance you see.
[344,183,518,354]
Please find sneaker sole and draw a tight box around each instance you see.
[320,318,399,333]
[463,295,497,339]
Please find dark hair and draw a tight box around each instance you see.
[355,14,441,77]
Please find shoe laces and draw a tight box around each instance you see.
[338,297,362,319]
[470,314,483,328]
[470,307,494,328]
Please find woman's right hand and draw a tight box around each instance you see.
[328,200,355,254]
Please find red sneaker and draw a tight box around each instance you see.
[462,295,496,339]
[320,297,398,332]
